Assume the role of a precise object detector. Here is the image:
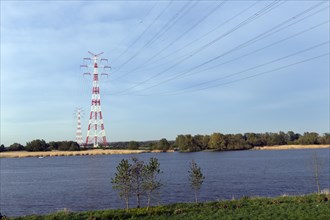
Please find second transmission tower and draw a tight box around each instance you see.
[74,108,84,146]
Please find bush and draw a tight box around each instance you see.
[128,141,139,150]
[7,143,25,151]
[25,139,49,152]
[58,141,80,151]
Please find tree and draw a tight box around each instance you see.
[68,142,80,151]
[0,144,5,152]
[111,157,163,210]
[156,138,170,151]
[297,132,319,145]
[175,135,194,152]
[111,159,132,211]
[48,141,59,150]
[208,133,226,150]
[193,135,210,151]
[311,152,322,193]
[57,141,80,151]
[319,133,330,144]
[130,157,145,208]
[143,157,162,209]
[128,141,139,150]
[202,135,210,150]
[8,143,25,151]
[286,131,300,144]
[25,139,49,151]
[188,160,205,203]
[245,133,263,147]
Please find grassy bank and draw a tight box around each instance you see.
[0,149,174,158]
[10,193,330,220]
[253,144,329,150]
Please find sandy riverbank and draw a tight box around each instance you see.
[252,144,329,150]
[0,149,174,158]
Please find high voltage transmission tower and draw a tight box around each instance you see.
[74,108,83,146]
[80,52,110,147]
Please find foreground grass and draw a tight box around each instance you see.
[10,193,330,220]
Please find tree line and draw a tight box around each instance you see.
[174,131,330,152]
[1,131,329,153]
[0,140,80,152]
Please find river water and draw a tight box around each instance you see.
[0,149,329,217]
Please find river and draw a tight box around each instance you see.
[0,148,329,217]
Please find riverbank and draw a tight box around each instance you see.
[9,193,330,220]
[253,144,330,150]
[0,149,174,158]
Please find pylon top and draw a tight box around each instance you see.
[88,51,104,57]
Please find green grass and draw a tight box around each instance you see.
[10,193,330,220]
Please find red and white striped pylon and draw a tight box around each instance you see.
[81,52,110,147]
[74,108,83,146]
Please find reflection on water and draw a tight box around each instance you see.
[0,148,329,216]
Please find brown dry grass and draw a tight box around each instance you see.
[0,149,174,158]
[252,145,330,150]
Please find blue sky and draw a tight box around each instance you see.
[1,0,329,146]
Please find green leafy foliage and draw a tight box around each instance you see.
[0,144,6,152]
[111,157,162,210]
[2,131,329,152]
[7,143,25,151]
[143,158,162,209]
[128,141,140,150]
[155,138,170,151]
[130,157,145,208]
[188,160,205,203]
[174,131,329,152]
[25,139,49,152]
[111,159,132,211]
[58,141,80,151]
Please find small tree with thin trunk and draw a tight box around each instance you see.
[130,157,145,208]
[111,159,132,211]
[143,157,162,209]
[188,160,205,203]
[311,151,322,193]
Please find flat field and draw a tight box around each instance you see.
[253,144,329,150]
[0,149,173,158]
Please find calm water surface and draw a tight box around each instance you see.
[0,149,329,217]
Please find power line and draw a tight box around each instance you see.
[148,0,327,77]
[111,2,159,64]
[157,41,329,95]
[112,0,286,95]
[113,1,200,75]
[112,1,173,71]
[112,1,200,80]
[142,1,259,71]
[133,7,329,93]
[167,53,329,96]
[121,1,228,74]
[182,20,329,80]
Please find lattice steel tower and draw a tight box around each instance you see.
[74,108,83,146]
[80,51,110,147]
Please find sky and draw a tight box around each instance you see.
[1,0,329,146]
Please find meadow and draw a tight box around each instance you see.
[9,193,329,220]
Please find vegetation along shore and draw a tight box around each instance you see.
[1,131,329,158]
[6,193,329,220]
